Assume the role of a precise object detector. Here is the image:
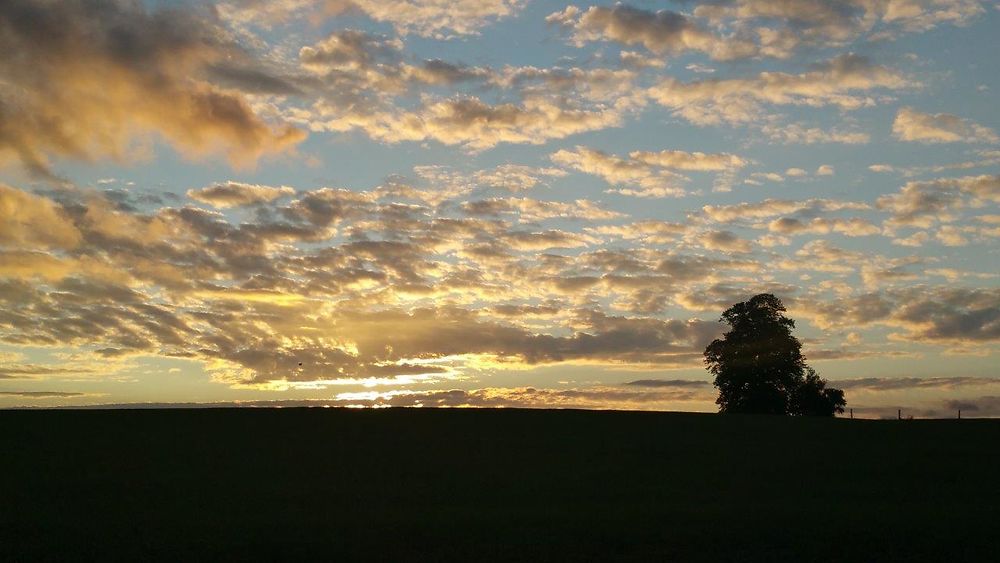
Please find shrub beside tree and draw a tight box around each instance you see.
[704,293,846,416]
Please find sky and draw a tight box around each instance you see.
[0,0,998,417]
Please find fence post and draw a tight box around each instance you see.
[898,409,901,420]
[849,408,853,419]
[958,409,961,419]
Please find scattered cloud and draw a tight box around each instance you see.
[877,175,1000,228]
[221,0,525,38]
[702,198,869,222]
[551,146,745,198]
[893,107,999,144]
[547,4,757,60]
[802,287,1000,345]
[762,123,870,145]
[648,54,908,126]
[188,182,296,208]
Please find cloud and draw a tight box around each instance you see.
[834,376,1000,391]
[900,111,994,146]
[586,221,690,244]
[332,385,714,409]
[6,392,692,410]
[621,51,666,69]
[0,391,87,398]
[546,4,757,60]
[872,0,985,33]
[302,95,626,151]
[541,0,990,78]
[648,54,908,126]
[501,230,598,250]
[493,66,639,102]
[693,0,863,39]
[693,0,985,48]
[698,230,754,253]
[471,165,568,192]
[877,174,1000,227]
[672,281,799,312]
[551,146,744,198]
[0,364,97,380]
[762,123,871,145]
[552,146,686,198]
[935,225,969,246]
[628,150,747,171]
[623,379,711,388]
[202,307,723,386]
[299,29,404,72]
[188,182,297,208]
[12,383,713,410]
[282,29,649,152]
[220,0,525,37]
[1,177,994,391]
[548,1,987,65]
[702,198,869,222]
[767,217,880,237]
[892,107,998,144]
[802,287,1000,344]
[0,0,304,177]
[460,197,624,222]
[686,63,716,74]
[748,172,785,184]
[0,185,82,249]
[942,396,1000,417]
[0,183,737,386]
[868,151,1000,179]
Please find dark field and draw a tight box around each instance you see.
[2,409,998,562]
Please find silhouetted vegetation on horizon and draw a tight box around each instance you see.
[2,408,998,562]
[706,293,846,416]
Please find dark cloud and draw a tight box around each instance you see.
[547,4,756,60]
[205,63,305,96]
[623,379,711,388]
[0,365,97,379]
[833,377,1000,391]
[943,396,1000,416]
[0,391,87,398]
[187,182,296,208]
[804,287,1000,343]
[0,0,303,176]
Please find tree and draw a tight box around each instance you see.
[791,368,847,416]
[704,293,846,416]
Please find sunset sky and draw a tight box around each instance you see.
[1,0,998,416]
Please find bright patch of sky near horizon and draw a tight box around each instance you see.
[0,0,998,417]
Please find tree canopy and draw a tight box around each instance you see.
[704,293,846,416]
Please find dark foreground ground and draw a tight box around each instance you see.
[2,409,998,562]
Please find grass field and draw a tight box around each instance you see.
[2,408,998,562]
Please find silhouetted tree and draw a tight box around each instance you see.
[704,293,846,416]
[791,367,847,416]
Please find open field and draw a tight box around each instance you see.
[2,408,998,562]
